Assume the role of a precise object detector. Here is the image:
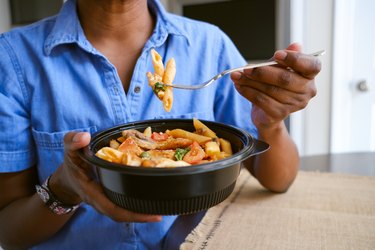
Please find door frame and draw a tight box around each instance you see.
[330,0,355,153]
[288,0,334,156]
[288,0,306,153]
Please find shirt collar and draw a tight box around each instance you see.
[44,0,92,56]
[44,0,191,56]
[148,0,191,47]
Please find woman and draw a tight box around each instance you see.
[0,0,320,249]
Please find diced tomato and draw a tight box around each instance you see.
[151,132,170,141]
[183,141,205,164]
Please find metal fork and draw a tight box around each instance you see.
[165,50,326,90]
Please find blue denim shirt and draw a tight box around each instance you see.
[0,0,256,249]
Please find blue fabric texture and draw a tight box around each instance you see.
[0,0,257,249]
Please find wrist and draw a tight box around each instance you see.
[256,121,287,140]
[36,175,81,215]
[48,173,82,206]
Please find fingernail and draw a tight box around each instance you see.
[231,72,242,80]
[274,50,287,61]
[72,132,84,142]
[154,215,163,221]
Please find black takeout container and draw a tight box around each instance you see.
[79,119,269,215]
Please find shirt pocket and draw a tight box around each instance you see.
[154,111,215,121]
[31,126,97,179]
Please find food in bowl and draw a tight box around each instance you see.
[79,119,269,215]
[95,118,233,168]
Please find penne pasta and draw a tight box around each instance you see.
[151,49,164,77]
[143,127,152,137]
[163,87,173,112]
[204,141,221,157]
[162,58,176,85]
[146,49,175,112]
[96,147,123,163]
[166,129,212,145]
[219,138,233,155]
[109,139,120,149]
[193,118,218,138]
[162,58,176,112]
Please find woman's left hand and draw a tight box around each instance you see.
[231,43,322,130]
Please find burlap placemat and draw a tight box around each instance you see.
[180,170,375,250]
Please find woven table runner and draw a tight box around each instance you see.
[180,170,375,250]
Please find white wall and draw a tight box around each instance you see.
[0,0,11,33]
[303,0,333,156]
[289,0,334,156]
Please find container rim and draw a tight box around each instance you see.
[78,119,263,176]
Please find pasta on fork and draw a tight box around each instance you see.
[146,49,175,112]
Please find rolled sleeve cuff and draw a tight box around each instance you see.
[0,149,36,172]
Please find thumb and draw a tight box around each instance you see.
[285,42,302,52]
[273,43,303,64]
[64,132,91,152]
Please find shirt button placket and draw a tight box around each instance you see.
[134,86,141,93]
[102,59,129,124]
[122,223,137,248]
[104,71,121,124]
[128,55,147,120]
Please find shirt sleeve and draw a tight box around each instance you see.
[212,28,258,138]
[0,34,36,172]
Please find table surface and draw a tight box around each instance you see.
[300,151,375,176]
[178,170,375,250]
[165,151,375,249]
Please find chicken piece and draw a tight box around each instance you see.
[122,129,157,150]
[147,149,175,160]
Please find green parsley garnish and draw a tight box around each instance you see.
[174,148,191,161]
[153,82,165,95]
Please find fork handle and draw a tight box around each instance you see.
[223,61,278,75]
[222,49,326,75]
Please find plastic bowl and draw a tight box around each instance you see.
[79,119,269,215]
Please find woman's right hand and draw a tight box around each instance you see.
[50,131,162,223]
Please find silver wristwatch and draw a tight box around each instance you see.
[35,175,80,215]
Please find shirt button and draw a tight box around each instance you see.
[134,86,141,93]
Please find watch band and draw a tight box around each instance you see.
[36,175,80,215]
